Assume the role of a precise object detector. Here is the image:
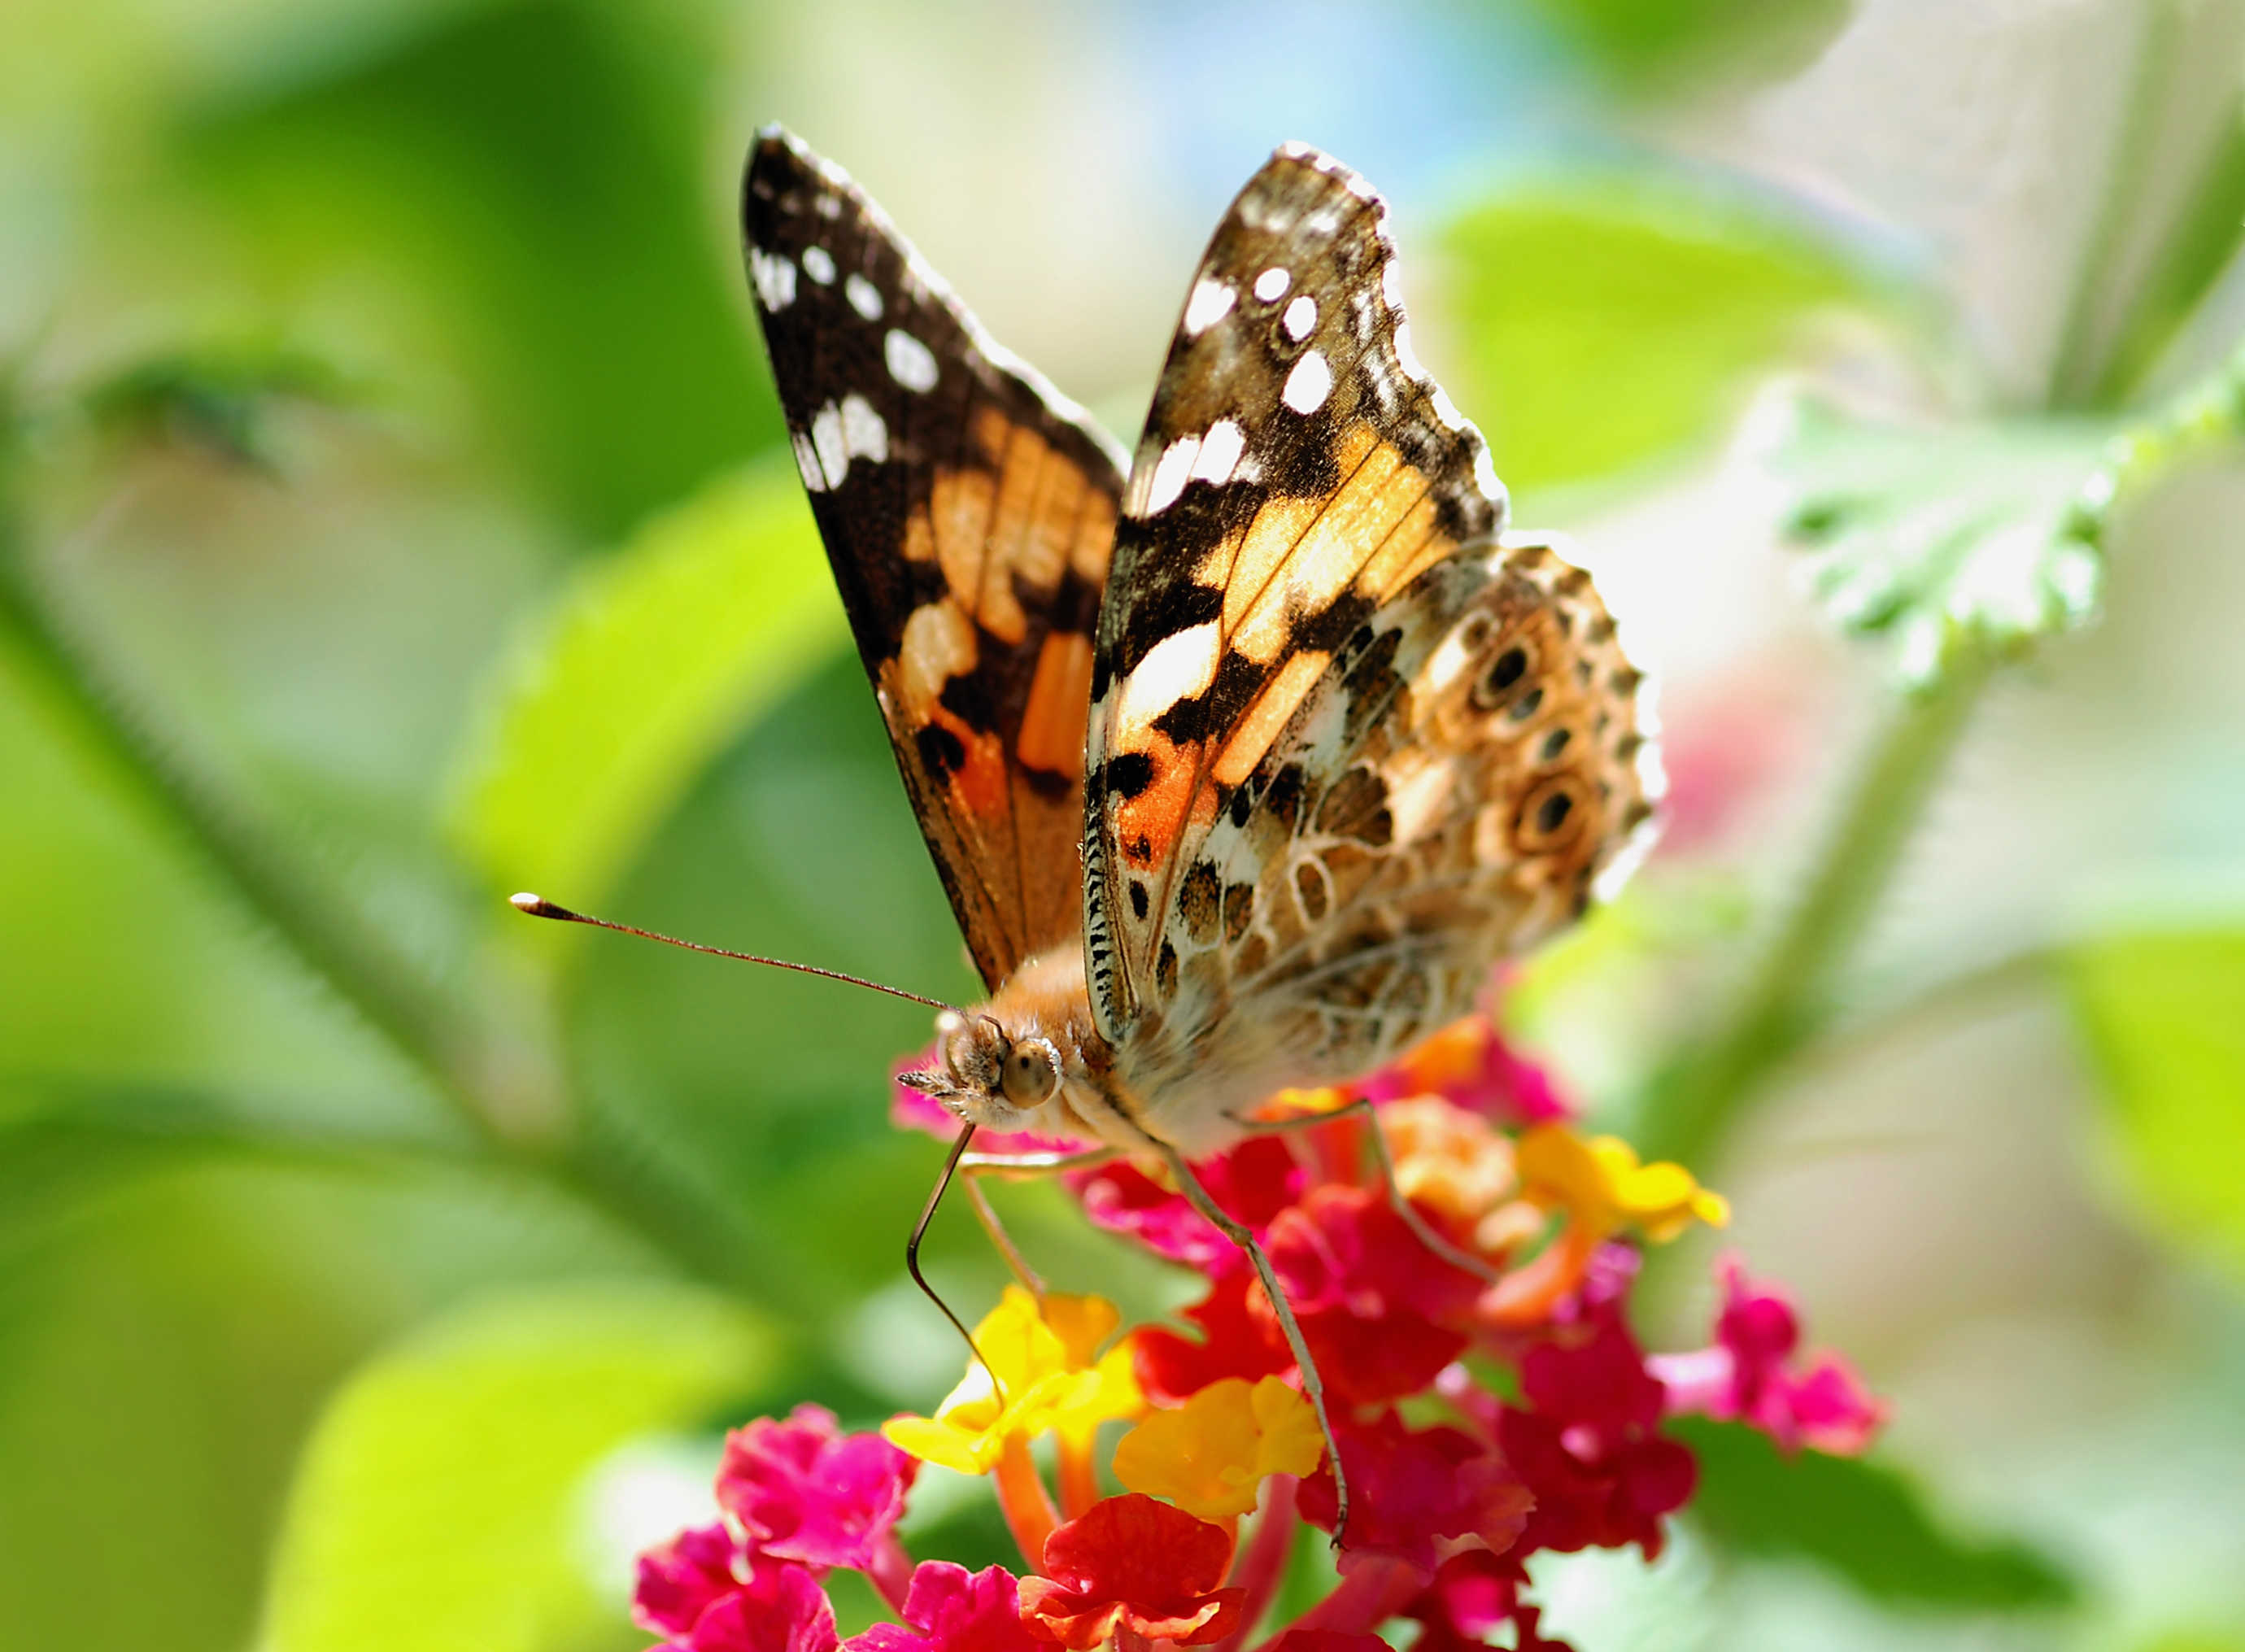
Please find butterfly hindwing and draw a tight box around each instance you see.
[1081,146,1656,1141]
[743,129,1129,990]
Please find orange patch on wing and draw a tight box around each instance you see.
[1357,490,1454,599]
[1115,730,1199,873]
[934,706,1009,817]
[1071,490,1117,586]
[931,469,997,625]
[1212,647,1329,787]
[975,425,1049,644]
[1232,425,1429,665]
[1018,630,1093,778]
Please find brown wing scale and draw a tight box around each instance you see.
[1078,144,1656,1148]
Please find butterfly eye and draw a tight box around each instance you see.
[1000,1040,1059,1107]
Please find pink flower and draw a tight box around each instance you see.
[1354,1011,1572,1126]
[1014,1493,1245,1647]
[1401,1550,1573,1652]
[717,1405,917,1574]
[1650,1254,1887,1455]
[845,1563,1042,1652]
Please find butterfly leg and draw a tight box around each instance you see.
[957,1147,1124,1302]
[1232,1100,1504,1287]
[1153,1141,1352,1547]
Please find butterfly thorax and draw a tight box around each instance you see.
[901,945,1161,1154]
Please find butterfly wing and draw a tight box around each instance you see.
[744,129,1129,991]
[1081,146,1657,1149]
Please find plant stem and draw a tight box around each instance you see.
[0,521,511,1149]
[1638,655,1992,1170]
[2046,0,2180,410]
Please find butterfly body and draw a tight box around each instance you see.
[743,129,1657,1166]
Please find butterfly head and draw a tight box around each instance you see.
[900,1010,1066,1132]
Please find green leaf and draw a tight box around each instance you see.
[76,339,363,472]
[261,1283,776,1652]
[179,0,779,541]
[446,461,844,917]
[1675,1417,2078,1611]
[1510,0,1853,89]
[1441,181,1882,496]
[1776,400,2111,691]
[2065,927,2245,1277]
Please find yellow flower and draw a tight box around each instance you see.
[883,1287,1143,1475]
[1111,1375,1325,1519]
[1517,1125,1730,1244]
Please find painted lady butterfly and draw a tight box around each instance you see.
[743,128,1657,1167]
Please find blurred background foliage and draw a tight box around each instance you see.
[2,1,2243,1650]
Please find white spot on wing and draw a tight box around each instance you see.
[884,329,939,393]
[839,393,887,462]
[1281,351,1332,415]
[752,249,797,311]
[845,274,883,320]
[1393,321,1426,381]
[1118,621,1222,731]
[790,429,825,492]
[1183,277,1236,337]
[1253,267,1290,303]
[1283,294,1318,341]
[1382,258,1406,309]
[1142,434,1201,515]
[800,246,835,284]
[810,403,848,488]
[1189,420,1246,486]
[1473,444,1504,505]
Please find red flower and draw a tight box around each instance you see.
[635,1523,744,1640]
[1268,1185,1483,1405]
[1134,1262,1297,1406]
[1264,1632,1397,1650]
[1650,1253,1886,1455]
[1070,1135,1306,1269]
[717,1405,917,1574]
[1014,1493,1245,1647]
[846,1563,1042,1651]
[652,1558,839,1652]
[1297,1410,1531,1573]
[1497,1252,1696,1557]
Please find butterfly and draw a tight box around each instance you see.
[742,128,1656,1171]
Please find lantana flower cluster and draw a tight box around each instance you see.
[633,1014,1884,1651]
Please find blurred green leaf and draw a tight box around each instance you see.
[1676,1418,2079,1611]
[1441,181,1882,495]
[2065,927,2245,1278]
[2095,112,2245,403]
[446,461,843,917]
[76,340,362,471]
[1776,400,2110,691]
[180,0,778,540]
[1511,0,1853,89]
[262,1282,775,1652]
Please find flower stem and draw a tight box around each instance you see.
[1639,654,1991,1170]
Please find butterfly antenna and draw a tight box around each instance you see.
[509,893,961,1015]
[909,1121,1006,1402]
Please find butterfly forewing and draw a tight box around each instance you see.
[743,129,1129,990]
[1080,146,1656,1147]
